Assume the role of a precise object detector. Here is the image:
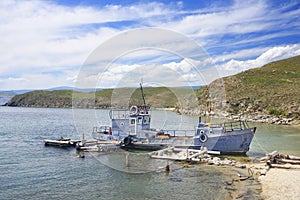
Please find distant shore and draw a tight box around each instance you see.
[2,104,299,125]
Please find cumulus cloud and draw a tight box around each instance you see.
[218,44,300,76]
[0,0,299,90]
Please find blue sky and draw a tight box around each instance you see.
[0,0,299,90]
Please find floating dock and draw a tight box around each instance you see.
[148,146,220,161]
[44,138,81,147]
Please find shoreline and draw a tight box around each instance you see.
[259,168,300,200]
[2,105,299,126]
[223,162,300,199]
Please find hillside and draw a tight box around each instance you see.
[194,55,300,124]
[6,87,192,109]
[7,90,74,108]
[5,55,300,125]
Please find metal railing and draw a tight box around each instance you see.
[223,121,248,132]
[109,109,131,119]
[160,129,195,137]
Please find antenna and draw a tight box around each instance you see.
[140,79,146,107]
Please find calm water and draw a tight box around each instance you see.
[1,107,299,199]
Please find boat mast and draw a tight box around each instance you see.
[140,81,147,107]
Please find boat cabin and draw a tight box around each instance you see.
[109,105,151,139]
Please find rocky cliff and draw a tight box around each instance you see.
[179,55,300,125]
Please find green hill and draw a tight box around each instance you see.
[7,87,191,109]
[7,90,74,108]
[195,55,300,124]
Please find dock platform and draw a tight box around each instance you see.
[44,138,81,147]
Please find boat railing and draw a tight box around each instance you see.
[109,108,151,119]
[109,109,131,119]
[161,129,195,137]
[92,126,111,134]
[223,121,248,132]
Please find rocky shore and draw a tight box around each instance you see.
[226,113,299,125]
[150,147,300,199]
[177,107,299,125]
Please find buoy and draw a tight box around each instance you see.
[130,106,138,115]
[199,134,208,143]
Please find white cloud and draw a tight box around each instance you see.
[0,72,75,90]
[0,0,299,90]
[93,56,220,88]
[0,1,173,74]
[218,44,300,76]
[161,0,269,37]
[211,47,271,63]
[257,45,300,63]
[163,58,194,73]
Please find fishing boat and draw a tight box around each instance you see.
[79,83,256,154]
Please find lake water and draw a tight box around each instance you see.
[1,107,299,199]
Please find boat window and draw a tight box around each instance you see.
[130,119,135,125]
[143,116,150,124]
[137,117,142,124]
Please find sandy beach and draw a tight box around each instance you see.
[259,168,300,200]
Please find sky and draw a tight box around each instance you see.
[0,0,299,90]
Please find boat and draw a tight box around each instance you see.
[78,83,256,154]
[44,137,80,147]
[115,115,256,154]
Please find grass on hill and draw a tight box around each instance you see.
[195,55,300,119]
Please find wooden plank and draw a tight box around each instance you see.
[150,155,186,161]
[207,150,221,155]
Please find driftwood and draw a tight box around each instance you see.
[285,155,300,160]
[261,151,300,169]
[269,163,300,169]
[276,158,300,165]
[148,146,247,168]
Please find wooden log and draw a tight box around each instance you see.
[188,150,206,160]
[260,156,269,162]
[286,155,300,161]
[207,150,221,155]
[149,155,187,161]
[270,163,300,169]
[266,151,278,159]
[275,158,300,165]
[188,148,207,153]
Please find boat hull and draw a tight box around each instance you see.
[122,143,167,151]
[193,129,255,154]
[121,128,255,154]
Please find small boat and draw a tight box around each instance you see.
[44,137,80,147]
[79,83,256,154]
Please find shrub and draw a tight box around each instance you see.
[268,108,286,116]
